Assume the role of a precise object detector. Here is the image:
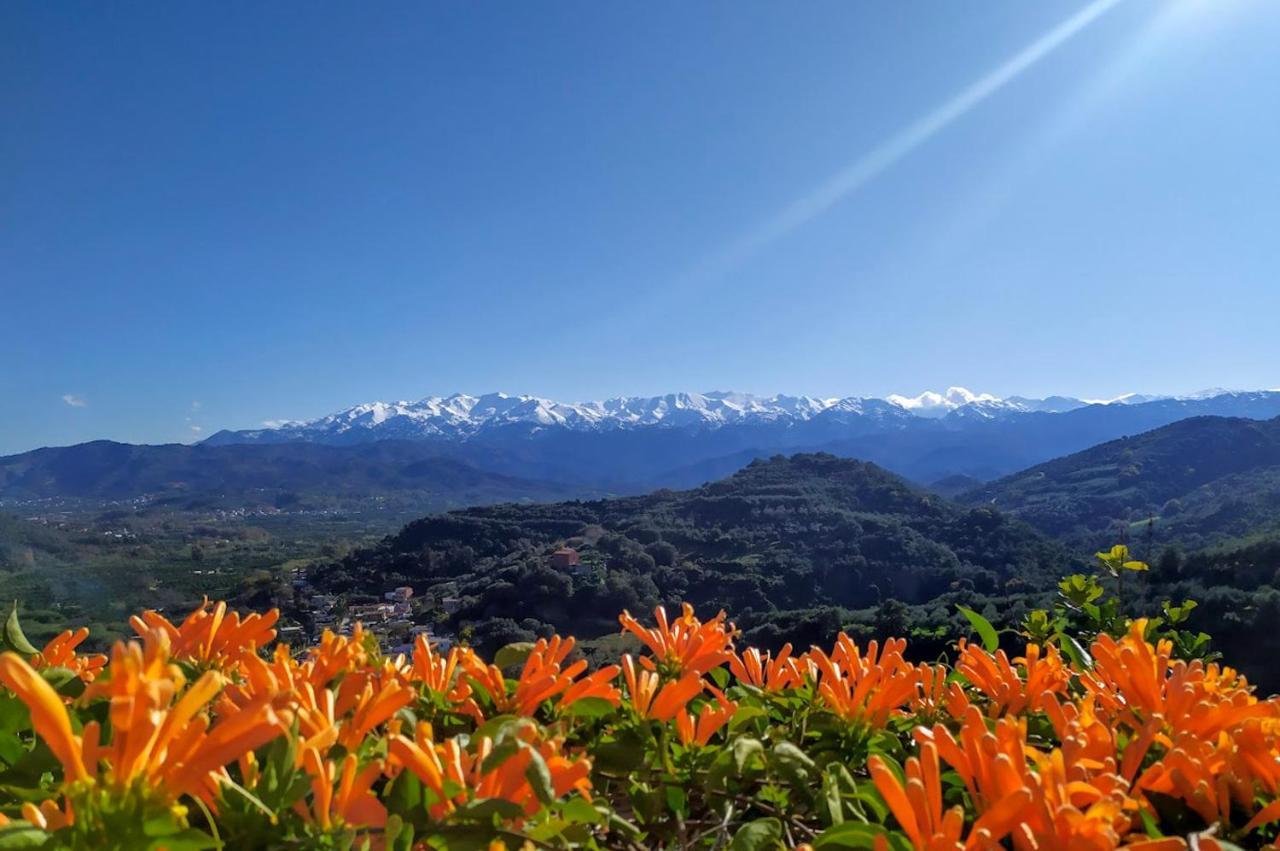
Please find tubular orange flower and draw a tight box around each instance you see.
[409,633,477,713]
[302,624,374,689]
[870,741,1026,851]
[1085,620,1275,739]
[912,662,970,722]
[956,640,1069,718]
[17,799,74,832]
[619,603,736,676]
[0,652,88,783]
[917,706,1135,851]
[333,676,413,751]
[807,635,919,728]
[729,643,802,691]
[675,685,736,747]
[33,628,107,684]
[1018,747,1131,851]
[621,654,704,722]
[79,630,284,802]
[915,707,1036,815]
[296,749,386,830]
[387,721,592,820]
[130,599,279,669]
[462,635,621,718]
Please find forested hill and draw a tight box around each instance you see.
[0,440,584,510]
[961,415,1280,549]
[311,453,1073,653]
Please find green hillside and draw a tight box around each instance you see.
[309,453,1075,657]
[962,415,1280,549]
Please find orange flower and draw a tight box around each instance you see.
[334,676,414,751]
[915,707,1033,816]
[296,749,386,830]
[912,662,970,722]
[621,654,704,722]
[130,599,279,669]
[33,628,107,684]
[0,630,284,829]
[675,685,736,747]
[729,643,802,691]
[0,652,88,783]
[1041,693,1124,775]
[303,624,375,689]
[17,799,74,832]
[409,634,476,714]
[917,706,1134,851]
[806,635,919,728]
[619,604,736,676]
[462,635,621,718]
[956,641,1069,717]
[387,721,592,820]
[1085,620,1275,739]
[870,741,1026,851]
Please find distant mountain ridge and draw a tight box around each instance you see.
[961,415,1280,549]
[10,388,1280,508]
[201,388,1280,485]
[0,440,587,511]
[205,386,1171,444]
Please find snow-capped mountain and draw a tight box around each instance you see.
[210,387,1083,445]
[14,387,1280,506]
[205,386,1280,449]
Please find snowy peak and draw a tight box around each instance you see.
[203,387,1280,447]
[885,387,1005,418]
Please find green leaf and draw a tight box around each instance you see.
[449,798,525,824]
[1058,634,1093,670]
[731,736,766,776]
[144,828,218,851]
[384,767,423,814]
[814,822,891,849]
[729,817,782,851]
[728,704,767,732]
[494,641,535,670]
[4,604,39,657]
[523,745,555,805]
[821,768,845,826]
[385,814,415,851]
[956,606,999,652]
[772,741,815,771]
[0,823,48,849]
[568,696,615,719]
[470,714,523,744]
[770,740,816,789]
[558,797,605,825]
[479,737,521,774]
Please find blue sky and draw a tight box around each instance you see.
[4,1,1280,453]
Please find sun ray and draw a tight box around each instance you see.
[680,0,1127,288]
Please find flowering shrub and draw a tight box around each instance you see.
[0,576,1276,849]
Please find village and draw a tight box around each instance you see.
[285,544,596,655]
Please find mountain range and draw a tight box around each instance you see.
[204,386,1212,445]
[204,387,1280,488]
[8,387,1280,510]
[0,440,583,511]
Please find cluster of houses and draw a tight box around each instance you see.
[283,544,596,654]
[287,570,463,656]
